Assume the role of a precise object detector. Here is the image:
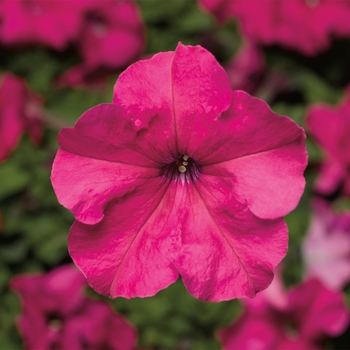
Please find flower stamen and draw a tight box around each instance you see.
[178,154,190,173]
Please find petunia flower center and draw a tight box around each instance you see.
[305,0,320,8]
[161,154,201,182]
[46,312,63,331]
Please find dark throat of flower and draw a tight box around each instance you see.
[46,311,63,332]
[161,154,201,183]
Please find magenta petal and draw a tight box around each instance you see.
[199,92,307,219]
[52,103,171,225]
[0,0,85,50]
[307,98,350,162]
[0,79,23,161]
[171,43,232,155]
[302,204,350,290]
[219,312,280,350]
[51,149,159,225]
[289,279,350,339]
[57,103,169,166]
[68,178,179,298]
[113,51,177,155]
[198,91,306,164]
[212,142,306,219]
[61,301,137,350]
[174,176,287,301]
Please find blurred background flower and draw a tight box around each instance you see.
[11,264,137,350]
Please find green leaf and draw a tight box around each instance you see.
[0,162,29,200]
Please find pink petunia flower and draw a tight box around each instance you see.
[306,87,350,197]
[219,277,350,350]
[51,43,307,301]
[302,200,350,290]
[0,73,43,162]
[199,0,350,56]
[224,41,265,94]
[0,0,89,50]
[59,0,144,88]
[11,265,137,350]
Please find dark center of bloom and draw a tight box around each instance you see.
[283,319,299,340]
[46,312,63,331]
[305,0,320,8]
[85,12,108,37]
[161,154,201,182]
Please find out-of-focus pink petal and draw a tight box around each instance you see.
[199,0,238,24]
[0,77,24,161]
[201,0,350,56]
[11,265,137,349]
[0,0,86,50]
[0,73,43,161]
[11,265,86,318]
[11,266,87,350]
[276,338,319,350]
[224,42,265,93]
[302,203,350,290]
[307,97,350,163]
[11,275,51,350]
[314,161,346,196]
[81,301,137,350]
[307,87,350,196]
[288,278,350,339]
[79,0,144,71]
[220,276,349,350]
[60,300,137,350]
[219,312,280,350]
[56,64,109,90]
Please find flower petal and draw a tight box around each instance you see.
[171,43,232,155]
[69,172,286,301]
[195,90,306,165]
[58,103,170,166]
[218,312,281,350]
[289,279,349,339]
[113,51,177,157]
[68,178,180,298]
[199,93,307,219]
[174,176,287,301]
[307,98,350,163]
[51,149,159,225]
[53,102,173,225]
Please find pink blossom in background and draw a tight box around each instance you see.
[219,278,349,350]
[51,43,307,301]
[58,0,144,88]
[11,265,137,350]
[224,41,265,94]
[0,0,88,50]
[302,200,350,290]
[199,0,350,56]
[199,0,238,24]
[0,73,43,162]
[306,87,350,197]
[0,0,144,88]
